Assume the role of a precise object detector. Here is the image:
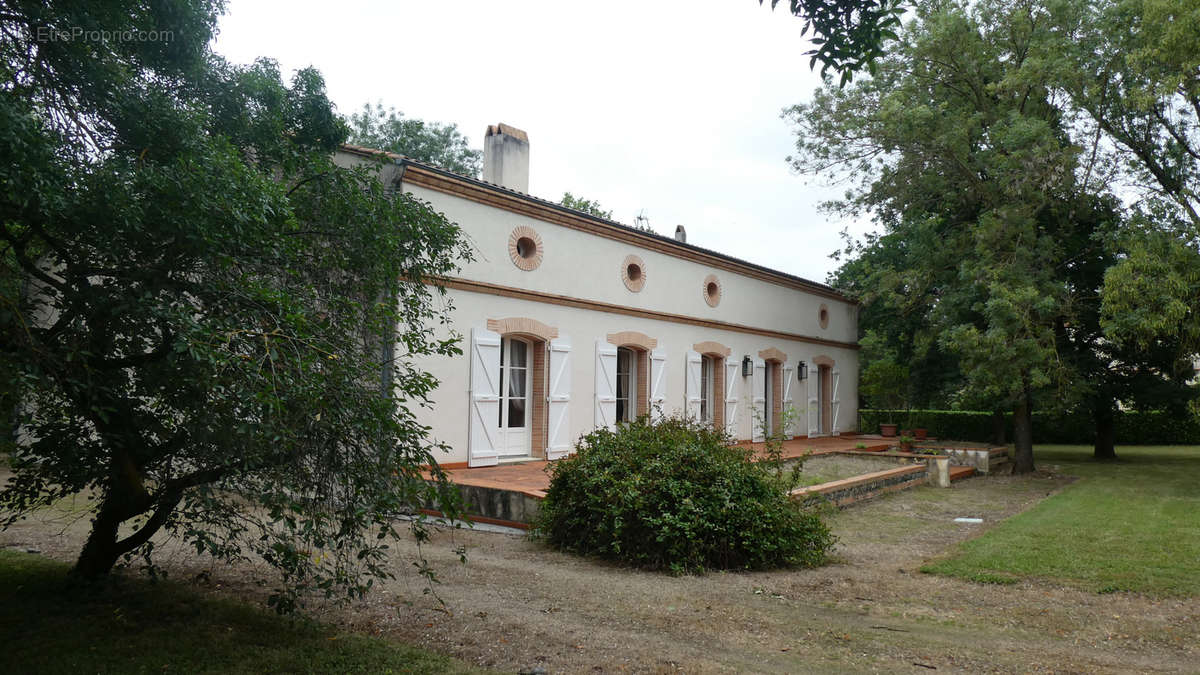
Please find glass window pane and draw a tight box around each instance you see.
[508,396,525,427]
[509,340,527,368]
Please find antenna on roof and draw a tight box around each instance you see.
[634,209,653,233]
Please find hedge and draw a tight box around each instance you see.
[858,409,1200,445]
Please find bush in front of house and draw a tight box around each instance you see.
[532,415,834,574]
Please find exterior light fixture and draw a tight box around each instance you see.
[798,360,808,380]
[741,355,753,377]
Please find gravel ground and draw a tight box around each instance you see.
[3,468,1197,674]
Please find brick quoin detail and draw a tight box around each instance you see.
[759,348,788,436]
[812,355,835,368]
[692,341,732,358]
[637,350,650,418]
[530,344,547,458]
[487,317,559,342]
[693,341,730,432]
[771,361,784,437]
[758,347,788,363]
[607,331,658,350]
[488,317,560,458]
[608,332,656,419]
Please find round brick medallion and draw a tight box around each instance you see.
[703,274,722,307]
[508,226,544,271]
[622,254,646,292]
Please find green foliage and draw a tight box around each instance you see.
[0,550,480,674]
[0,2,470,609]
[861,409,1200,446]
[792,0,1198,468]
[345,101,481,176]
[559,192,613,220]
[760,0,907,84]
[859,355,908,415]
[533,415,834,574]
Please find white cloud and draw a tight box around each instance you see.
[212,0,878,284]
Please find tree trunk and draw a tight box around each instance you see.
[1093,404,1118,461]
[991,409,1006,446]
[72,502,126,578]
[1012,388,1035,474]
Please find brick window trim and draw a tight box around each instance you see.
[621,254,647,292]
[702,274,722,308]
[508,226,544,271]
[489,316,560,458]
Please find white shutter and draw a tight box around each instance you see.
[807,369,819,437]
[684,350,702,421]
[782,364,795,438]
[547,337,572,459]
[724,360,740,438]
[595,340,617,430]
[751,358,766,442]
[831,370,841,435]
[468,327,501,467]
[649,348,668,421]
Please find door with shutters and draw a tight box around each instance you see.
[468,327,502,467]
[499,337,532,457]
[595,340,617,430]
[807,368,819,438]
[684,350,702,422]
[782,364,794,438]
[546,337,572,459]
[751,358,766,442]
[830,369,841,435]
[724,360,740,437]
[649,348,667,420]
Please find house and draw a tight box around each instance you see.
[335,124,859,468]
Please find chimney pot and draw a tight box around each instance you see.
[483,123,530,192]
[674,225,687,243]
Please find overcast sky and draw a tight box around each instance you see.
[212,0,872,285]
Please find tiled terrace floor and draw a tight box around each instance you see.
[432,435,895,499]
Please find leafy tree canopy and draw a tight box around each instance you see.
[1,1,470,610]
[789,0,1195,468]
[760,0,907,84]
[559,192,613,220]
[345,102,482,177]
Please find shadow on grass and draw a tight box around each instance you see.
[0,549,478,674]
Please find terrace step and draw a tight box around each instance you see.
[949,466,976,482]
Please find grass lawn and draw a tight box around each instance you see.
[0,549,480,674]
[921,444,1200,596]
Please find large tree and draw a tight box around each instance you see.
[345,102,482,177]
[0,1,469,610]
[787,0,1193,469]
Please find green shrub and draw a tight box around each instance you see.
[533,415,834,574]
[860,408,1200,445]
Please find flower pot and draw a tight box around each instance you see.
[900,442,913,453]
[913,428,928,440]
[880,423,898,437]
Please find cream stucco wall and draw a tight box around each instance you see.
[402,183,858,344]
[413,290,859,465]
[331,149,860,465]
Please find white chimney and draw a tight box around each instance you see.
[482,123,529,192]
[674,225,687,243]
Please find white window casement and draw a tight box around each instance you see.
[468,326,502,467]
[751,357,766,442]
[546,337,572,459]
[649,348,667,420]
[498,336,532,457]
[595,340,618,430]
[615,347,638,423]
[700,354,716,426]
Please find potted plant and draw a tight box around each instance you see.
[861,357,909,437]
[898,434,915,453]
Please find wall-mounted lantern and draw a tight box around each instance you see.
[741,355,753,377]
[797,360,808,381]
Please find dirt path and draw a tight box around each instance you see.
[3,470,1197,673]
